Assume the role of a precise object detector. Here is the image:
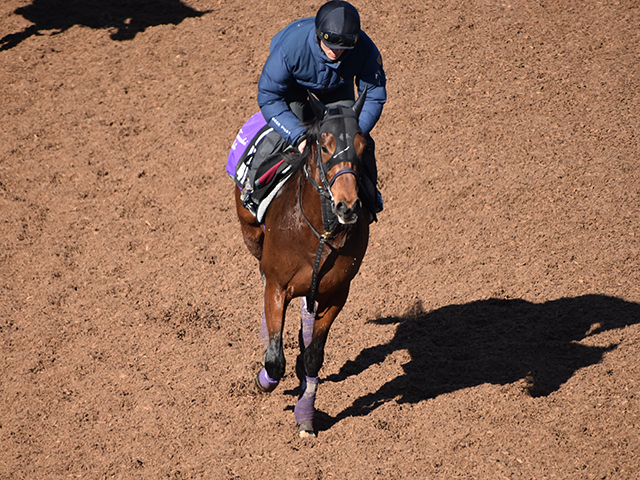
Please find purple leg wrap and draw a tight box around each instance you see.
[300,298,315,349]
[295,375,318,430]
[257,367,279,392]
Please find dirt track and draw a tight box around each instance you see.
[1,0,639,478]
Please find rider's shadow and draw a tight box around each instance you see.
[320,295,640,429]
[1,0,209,51]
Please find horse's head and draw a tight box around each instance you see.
[308,92,367,225]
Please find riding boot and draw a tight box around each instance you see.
[360,134,383,222]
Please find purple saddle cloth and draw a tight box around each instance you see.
[226,111,267,179]
[226,111,294,224]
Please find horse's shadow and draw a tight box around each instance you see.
[1,0,209,51]
[316,294,640,431]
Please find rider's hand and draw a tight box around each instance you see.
[297,139,307,153]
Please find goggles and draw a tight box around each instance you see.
[319,31,359,49]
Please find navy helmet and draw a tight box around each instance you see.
[315,1,360,49]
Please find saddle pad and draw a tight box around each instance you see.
[226,111,267,179]
[229,112,297,224]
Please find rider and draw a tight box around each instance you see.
[257,1,387,216]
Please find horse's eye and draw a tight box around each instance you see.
[321,145,329,154]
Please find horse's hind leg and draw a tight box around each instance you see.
[255,308,278,392]
[255,281,288,392]
[235,187,264,260]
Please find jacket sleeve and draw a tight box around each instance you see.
[356,43,387,135]
[257,48,307,146]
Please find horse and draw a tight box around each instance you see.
[234,92,370,437]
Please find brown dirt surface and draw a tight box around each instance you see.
[2,0,639,478]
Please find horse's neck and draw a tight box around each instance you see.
[305,146,322,185]
[300,153,323,218]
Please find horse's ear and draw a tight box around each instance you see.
[308,91,327,120]
[353,89,367,118]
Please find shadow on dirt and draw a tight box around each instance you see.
[1,0,209,51]
[319,294,640,431]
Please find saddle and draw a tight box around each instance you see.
[227,112,296,224]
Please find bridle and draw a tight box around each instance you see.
[299,103,365,312]
[300,104,364,235]
[315,109,363,188]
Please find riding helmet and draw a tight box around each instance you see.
[315,1,360,49]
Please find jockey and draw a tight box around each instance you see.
[257,0,387,216]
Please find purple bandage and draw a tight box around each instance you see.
[257,367,279,392]
[300,298,315,348]
[295,375,318,428]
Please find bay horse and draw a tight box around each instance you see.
[234,92,370,437]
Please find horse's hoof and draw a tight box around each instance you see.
[254,374,270,393]
[298,425,316,438]
[255,368,279,393]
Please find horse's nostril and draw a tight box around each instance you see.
[335,199,361,220]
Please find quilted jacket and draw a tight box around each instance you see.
[257,17,387,146]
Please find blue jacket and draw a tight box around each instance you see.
[258,18,387,146]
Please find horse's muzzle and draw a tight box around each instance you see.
[335,198,361,225]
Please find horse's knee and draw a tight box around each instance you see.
[264,332,286,380]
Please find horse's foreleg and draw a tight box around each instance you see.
[300,297,315,349]
[295,297,315,383]
[295,293,348,437]
[255,282,287,392]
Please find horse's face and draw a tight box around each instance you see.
[318,126,366,225]
[307,92,369,225]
